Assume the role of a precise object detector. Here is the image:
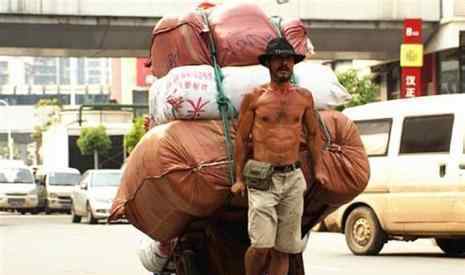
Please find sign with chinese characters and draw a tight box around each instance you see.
[403,19,422,44]
[401,67,422,98]
[400,19,423,98]
[400,44,423,67]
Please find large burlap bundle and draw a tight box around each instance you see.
[149,12,211,78]
[207,3,277,67]
[110,121,232,241]
[110,111,369,241]
[314,110,370,205]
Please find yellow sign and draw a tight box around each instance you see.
[400,44,423,67]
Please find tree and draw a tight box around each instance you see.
[124,116,145,155]
[77,126,112,169]
[337,69,379,109]
[31,98,63,164]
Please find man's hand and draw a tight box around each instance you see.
[231,181,246,197]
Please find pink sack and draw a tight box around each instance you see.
[282,19,315,56]
[149,12,211,78]
[208,3,278,66]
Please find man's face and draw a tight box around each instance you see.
[268,55,295,83]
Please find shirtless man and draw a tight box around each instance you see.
[231,38,322,275]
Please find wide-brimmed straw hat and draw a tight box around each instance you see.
[258,37,305,66]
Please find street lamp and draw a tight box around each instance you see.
[0,99,13,160]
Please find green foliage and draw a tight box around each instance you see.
[337,69,379,110]
[77,126,112,156]
[124,117,145,154]
[36,98,62,108]
[32,99,63,141]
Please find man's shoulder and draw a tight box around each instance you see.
[244,85,268,99]
[292,85,314,102]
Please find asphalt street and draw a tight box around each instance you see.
[0,213,463,275]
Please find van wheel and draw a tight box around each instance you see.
[345,206,386,255]
[45,201,52,215]
[435,238,465,256]
[87,204,98,224]
[71,204,81,223]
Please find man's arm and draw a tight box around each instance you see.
[303,92,323,179]
[231,92,256,196]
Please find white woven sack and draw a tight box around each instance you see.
[149,63,351,124]
[294,62,352,109]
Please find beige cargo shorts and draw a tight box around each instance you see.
[247,168,307,254]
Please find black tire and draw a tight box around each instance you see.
[44,201,52,215]
[435,238,465,256]
[87,204,98,224]
[18,210,27,215]
[344,206,386,255]
[71,204,81,223]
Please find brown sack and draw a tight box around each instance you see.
[111,120,233,241]
[315,110,370,205]
[150,12,211,78]
[301,110,369,233]
[208,3,278,67]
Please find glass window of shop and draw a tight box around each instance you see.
[438,49,460,94]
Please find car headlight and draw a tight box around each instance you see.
[93,198,112,204]
[48,192,58,198]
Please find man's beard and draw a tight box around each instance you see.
[271,67,292,83]
[274,71,292,83]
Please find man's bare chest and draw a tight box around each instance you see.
[254,93,307,124]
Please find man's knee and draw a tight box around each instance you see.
[248,247,271,259]
[271,248,288,260]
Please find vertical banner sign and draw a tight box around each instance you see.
[400,19,423,98]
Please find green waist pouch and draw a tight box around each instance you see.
[243,160,274,191]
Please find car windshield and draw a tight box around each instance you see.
[91,172,122,188]
[0,167,34,184]
[49,173,81,186]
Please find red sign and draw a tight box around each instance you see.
[403,19,422,44]
[136,58,152,87]
[401,68,422,98]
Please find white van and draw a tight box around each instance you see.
[39,167,81,213]
[0,160,40,214]
[323,94,465,256]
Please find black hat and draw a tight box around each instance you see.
[258,38,305,66]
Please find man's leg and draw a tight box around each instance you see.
[245,247,270,275]
[269,249,289,275]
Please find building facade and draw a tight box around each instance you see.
[0,56,114,164]
[373,1,465,99]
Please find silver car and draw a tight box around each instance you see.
[70,169,122,224]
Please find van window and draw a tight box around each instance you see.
[0,167,34,184]
[355,119,392,156]
[400,114,454,154]
[48,172,80,186]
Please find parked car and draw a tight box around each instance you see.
[36,167,81,214]
[70,169,122,224]
[0,160,42,214]
[322,94,465,256]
